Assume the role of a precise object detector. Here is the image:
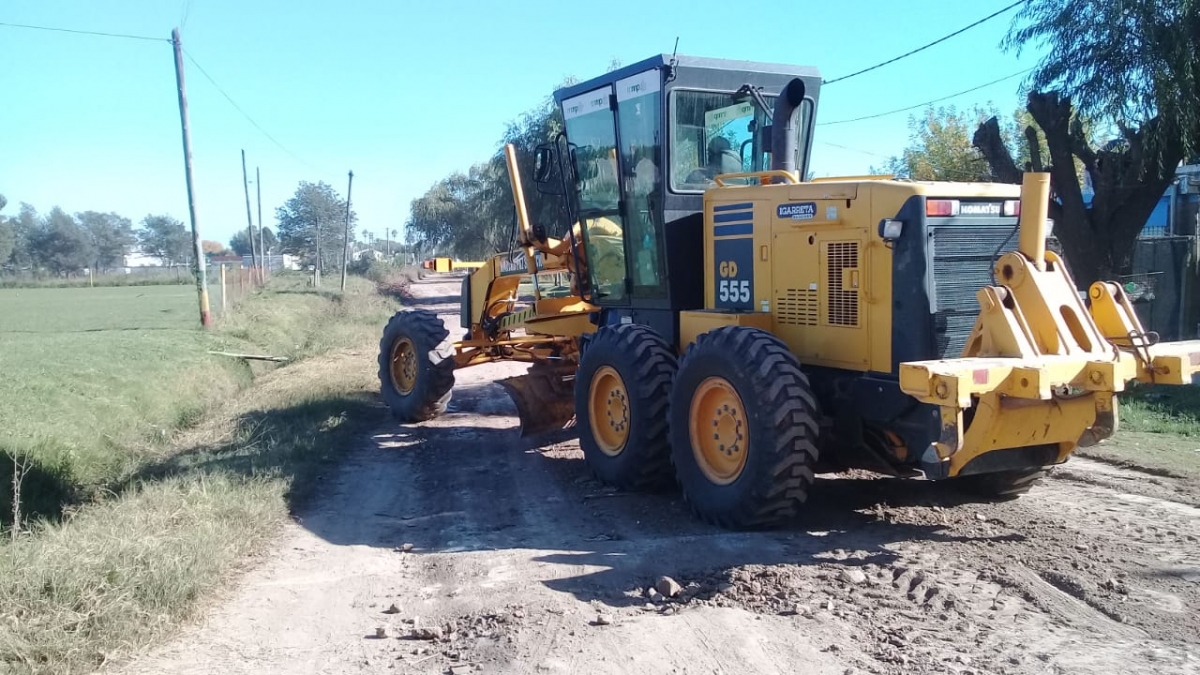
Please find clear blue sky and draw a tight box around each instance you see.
[0,0,1046,249]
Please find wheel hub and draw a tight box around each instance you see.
[390,337,418,395]
[689,377,748,485]
[589,366,630,456]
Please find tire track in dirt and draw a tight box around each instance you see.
[112,273,1200,675]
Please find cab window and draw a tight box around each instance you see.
[669,89,812,192]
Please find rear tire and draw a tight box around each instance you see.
[955,468,1049,500]
[378,309,455,422]
[575,324,677,491]
[669,326,820,529]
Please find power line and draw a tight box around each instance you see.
[182,49,313,168]
[817,67,1033,126]
[823,0,1028,86]
[818,141,888,158]
[0,20,168,43]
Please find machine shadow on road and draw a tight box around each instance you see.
[292,376,1029,610]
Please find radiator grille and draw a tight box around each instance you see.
[776,289,818,326]
[930,226,1060,358]
[826,242,859,327]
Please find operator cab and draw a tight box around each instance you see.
[532,54,822,346]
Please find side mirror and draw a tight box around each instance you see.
[533,146,555,184]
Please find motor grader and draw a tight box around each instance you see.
[378,54,1200,529]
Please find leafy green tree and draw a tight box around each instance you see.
[8,204,40,270]
[230,227,278,256]
[877,105,999,181]
[276,181,356,271]
[76,211,135,272]
[137,214,191,266]
[974,0,1200,284]
[261,227,278,254]
[0,195,13,267]
[28,207,93,275]
[404,78,577,260]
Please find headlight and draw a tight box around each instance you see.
[878,219,904,241]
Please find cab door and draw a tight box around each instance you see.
[614,69,668,300]
[561,86,629,304]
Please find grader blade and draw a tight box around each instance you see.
[498,365,577,437]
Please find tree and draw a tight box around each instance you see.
[8,204,39,270]
[877,105,1000,181]
[137,214,191,266]
[28,207,93,275]
[76,211,135,272]
[974,0,1200,285]
[276,181,356,271]
[261,227,278,254]
[229,228,277,256]
[404,79,577,260]
[201,240,229,256]
[0,195,13,267]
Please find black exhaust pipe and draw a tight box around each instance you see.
[770,78,807,175]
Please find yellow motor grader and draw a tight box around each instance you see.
[378,54,1200,529]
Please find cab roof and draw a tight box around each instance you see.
[552,54,823,104]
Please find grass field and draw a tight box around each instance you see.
[0,272,401,673]
[0,278,390,515]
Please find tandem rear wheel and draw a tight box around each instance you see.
[575,324,678,491]
[668,326,821,530]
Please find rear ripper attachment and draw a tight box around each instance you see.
[898,173,1200,480]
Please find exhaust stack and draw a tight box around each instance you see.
[770,78,807,176]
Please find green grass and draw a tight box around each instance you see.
[1075,384,1200,479]
[0,276,393,517]
[0,272,399,674]
[1117,384,1200,436]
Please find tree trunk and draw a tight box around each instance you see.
[974,91,1183,289]
[972,118,1022,183]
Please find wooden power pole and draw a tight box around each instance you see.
[256,166,266,282]
[171,27,211,327]
[241,149,259,282]
[340,170,354,292]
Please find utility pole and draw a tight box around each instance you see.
[256,166,265,282]
[172,27,210,327]
[340,169,354,292]
[314,216,322,287]
[241,149,258,283]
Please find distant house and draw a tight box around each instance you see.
[351,248,385,262]
[209,254,244,268]
[122,249,163,269]
[234,254,301,271]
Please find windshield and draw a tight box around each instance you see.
[669,89,812,191]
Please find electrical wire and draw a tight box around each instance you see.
[817,67,1034,126]
[182,49,314,169]
[818,141,888,157]
[0,20,168,42]
[823,0,1028,85]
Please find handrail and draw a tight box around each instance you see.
[712,170,800,186]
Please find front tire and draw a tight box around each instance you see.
[669,326,820,529]
[574,324,677,491]
[377,309,455,422]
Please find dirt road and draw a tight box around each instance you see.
[115,274,1200,675]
